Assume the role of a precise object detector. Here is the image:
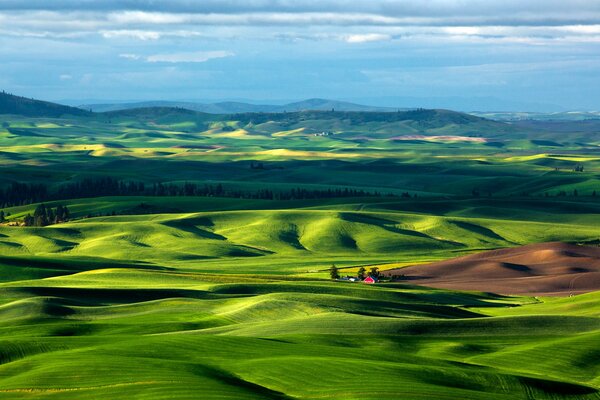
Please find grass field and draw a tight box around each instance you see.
[0,110,599,399]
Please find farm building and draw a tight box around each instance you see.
[363,276,378,284]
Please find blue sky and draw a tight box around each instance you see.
[1,1,600,110]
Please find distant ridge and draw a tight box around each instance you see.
[0,91,505,139]
[0,91,91,117]
[80,98,399,114]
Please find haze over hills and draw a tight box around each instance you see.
[1,91,512,138]
[80,98,399,114]
[471,111,600,121]
[2,90,595,123]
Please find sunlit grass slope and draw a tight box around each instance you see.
[1,197,599,276]
[0,196,599,399]
[1,272,599,400]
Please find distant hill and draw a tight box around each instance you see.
[471,111,600,121]
[98,106,513,138]
[0,91,512,139]
[277,98,397,112]
[0,91,91,117]
[81,98,398,114]
[102,106,199,118]
[228,108,484,125]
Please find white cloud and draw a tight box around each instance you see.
[59,74,72,80]
[2,8,600,46]
[102,30,162,40]
[145,50,235,63]
[119,53,141,60]
[101,29,203,40]
[345,33,391,43]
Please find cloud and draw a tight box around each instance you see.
[59,74,72,80]
[119,53,141,60]
[102,30,162,40]
[1,1,600,22]
[345,33,391,43]
[102,29,204,41]
[2,2,600,46]
[145,50,234,63]
[2,1,600,110]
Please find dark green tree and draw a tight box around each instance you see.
[33,204,48,227]
[329,264,340,280]
[23,213,34,226]
[55,204,64,223]
[369,267,380,278]
[357,267,367,280]
[54,204,70,223]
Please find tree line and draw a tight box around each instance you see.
[0,177,398,208]
[22,204,70,227]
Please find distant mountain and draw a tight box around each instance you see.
[100,107,513,139]
[358,95,566,113]
[471,111,600,121]
[80,98,398,114]
[228,108,485,124]
[0,91,91,117]
[277,98,397,112]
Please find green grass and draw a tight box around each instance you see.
[0,198,599,399]
[1,272,599,399]
[0,113,599,399]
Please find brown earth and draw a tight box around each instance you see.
[382,242,600,296]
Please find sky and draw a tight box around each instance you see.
[1,1,600,111]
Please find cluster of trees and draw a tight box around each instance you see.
[272,187,392,200]
[471,187,599,198]
[54,178,227,199]
[22,204,70,227]
[57,178,392,200]
[552,189,587,197]
[1,177,397,208]
[0,182,48,207]
[250,161,266,169]
[329,265,381,280]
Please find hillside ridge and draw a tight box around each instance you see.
[0,91,92,118]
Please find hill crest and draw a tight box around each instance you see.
[80,98,398,113]
[0,91,91,118]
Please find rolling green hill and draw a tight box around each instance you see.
[0,93,599,399]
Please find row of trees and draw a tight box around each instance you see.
[473,188,598,198]
[329,265,381,280]
[0,177,398,208]
[22,204,70,227]
[0,182,48,207]
[2,178,598,208]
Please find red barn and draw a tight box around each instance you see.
[363,276,378,284]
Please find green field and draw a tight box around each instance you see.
[0,108,599,399]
